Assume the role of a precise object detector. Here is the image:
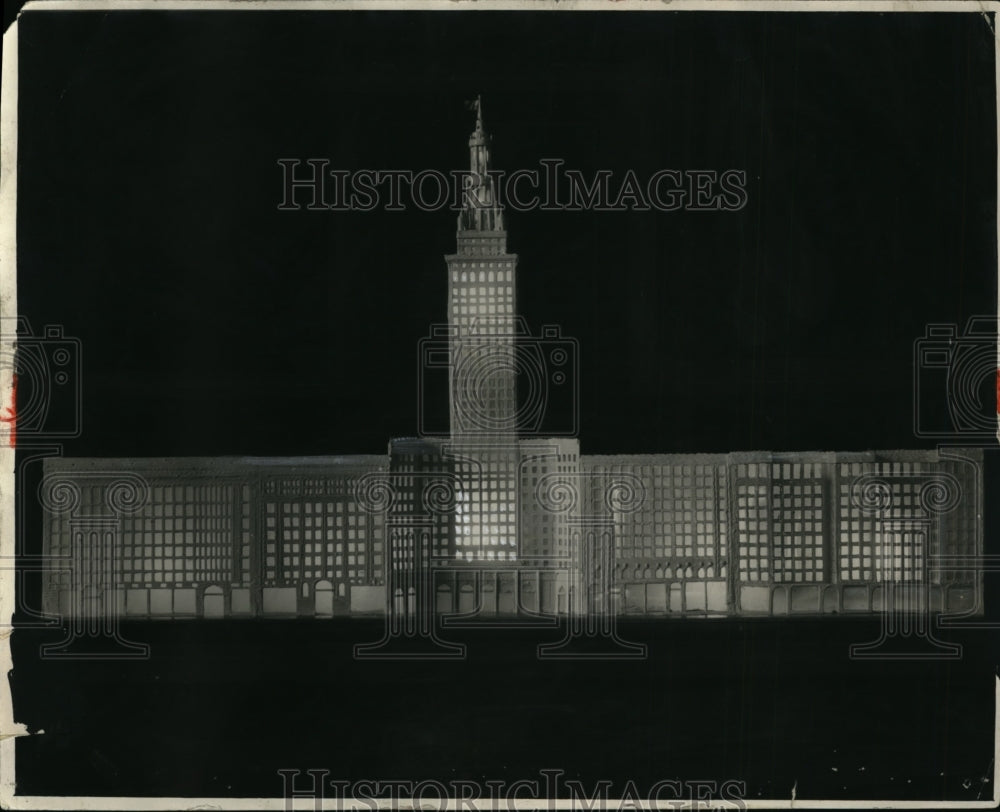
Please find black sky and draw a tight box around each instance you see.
[16,11,997,457]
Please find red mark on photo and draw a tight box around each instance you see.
[0,373,16,447]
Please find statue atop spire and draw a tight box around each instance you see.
[460,95,504,233]
[472,94,484,136]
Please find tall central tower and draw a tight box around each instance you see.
[444,98,520,562]
[445,98,519,436]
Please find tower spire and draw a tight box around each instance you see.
[460,96,504,233]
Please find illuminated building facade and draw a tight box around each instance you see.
[584,451,981,616]
[39,104,983,622]
[444,98,522,563]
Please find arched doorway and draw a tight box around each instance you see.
[480,579,496,616]
[203,586,224,619]
[436,582,453,614]
[315,580,334,617]
[458,583,475,614]
[498,583,516,615]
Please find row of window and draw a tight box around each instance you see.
[619,562,727,580]
[262,477,372,496]
[47,462,978,592]
[588,465,720,477]
[451,266,514,283]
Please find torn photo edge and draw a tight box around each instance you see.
[0,1,998,809]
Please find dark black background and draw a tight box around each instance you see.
[8,9,1000,804]
[13,11,998,456]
